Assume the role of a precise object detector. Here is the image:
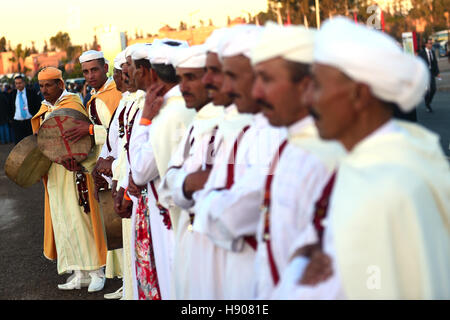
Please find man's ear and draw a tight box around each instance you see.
[296,75,311,96]
[104,63,109,74]
[353,83,372,112]
[150,69,158,83]
[58,79,65,90]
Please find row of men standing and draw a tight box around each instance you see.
[32,16,449,300]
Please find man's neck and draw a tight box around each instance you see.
[48,90,64,106]
[340,113,392,151]
[195,99,213,112]
[95,77,108,91]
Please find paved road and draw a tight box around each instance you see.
[418,57,450,157]
[0,143,121,300]
[0,58,448,299]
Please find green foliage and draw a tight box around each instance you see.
[50,31,72,51]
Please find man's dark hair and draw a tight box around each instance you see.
[151,63,178,84]
[134,59,151,72]
[148,41,182,84]
[284,61,310,83]
[163,41,182,47]
[82,58,106,68]
[14,75,25,82]
[94,58,106,67]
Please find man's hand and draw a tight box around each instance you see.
[96,156,114,177]
[63,120,91,143]
[292,243,322,259]
[182,169,211,200]
[60,157,83,172]
[141,83,165,121]
[127,174,145,197]
[113,187,132,219]
[92,161,108,201]
[299,250,333,286]
[111,180,118,199]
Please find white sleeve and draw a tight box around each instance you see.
[92,98,112,146]
[129,110,159,186]
[105,104,122,159]
[198,164,266,242]
[170,168,195,209]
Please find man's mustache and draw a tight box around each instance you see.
[228,92,239,100]
[205,84,217,91]
[308,107,320,120]
[256,98,273,110]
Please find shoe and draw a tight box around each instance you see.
[58,272,90,290]
[426,105,433,113]
[88,273,106,293]
[104,286,123,299]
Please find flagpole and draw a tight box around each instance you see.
[315,0,321,28]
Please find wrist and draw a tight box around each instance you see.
[139,117,152,126]
[182,177,193,200]
[123,187,131,201]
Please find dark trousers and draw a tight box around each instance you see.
[11,119,33,144]
[424,74,436,107]
[0,123,12,143]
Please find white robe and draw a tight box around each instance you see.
[158,102,225,299]
[193,113,287,299]
[99,92,129,279]
[111,90,143,300]
[252,116,344,299]
[129,85,196,299]
[275,120,450,299]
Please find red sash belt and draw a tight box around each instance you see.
[262,139,288,285]
[312,171,337,245]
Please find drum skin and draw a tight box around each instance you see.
[4,135,52,188]
[98,189,123,250]
[37,108,94,165]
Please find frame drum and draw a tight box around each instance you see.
[98,190,123,250]
[37,108,94,165]
[4,135,52,188]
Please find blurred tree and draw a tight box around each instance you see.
[0,37,7,52]
[179,21,188,30]
[50,31,72,51]
[9,44,32,73]
[30,41,38,54]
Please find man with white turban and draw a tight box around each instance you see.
[249,22,345,300]
[127,39,196,299]
[157,44,226,299]
[92,50,129,299]
[276,17,450,299]
[192,24,287,299]
[110,44,143,299]
[65,50,122,156]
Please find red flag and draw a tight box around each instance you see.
[285,7,292,25]
[381,10,385,32]
[353,11,358,23]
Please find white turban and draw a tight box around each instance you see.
[171,45,207,68]
[131,43,152,61]
[124,43,146,59]
[204,28,229,54]
[251,22,315,65]
[79,50,104,64]
[315,17,429,112]
[113,51,126,70]
[217,24,264,60]
[148,39,189,65]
